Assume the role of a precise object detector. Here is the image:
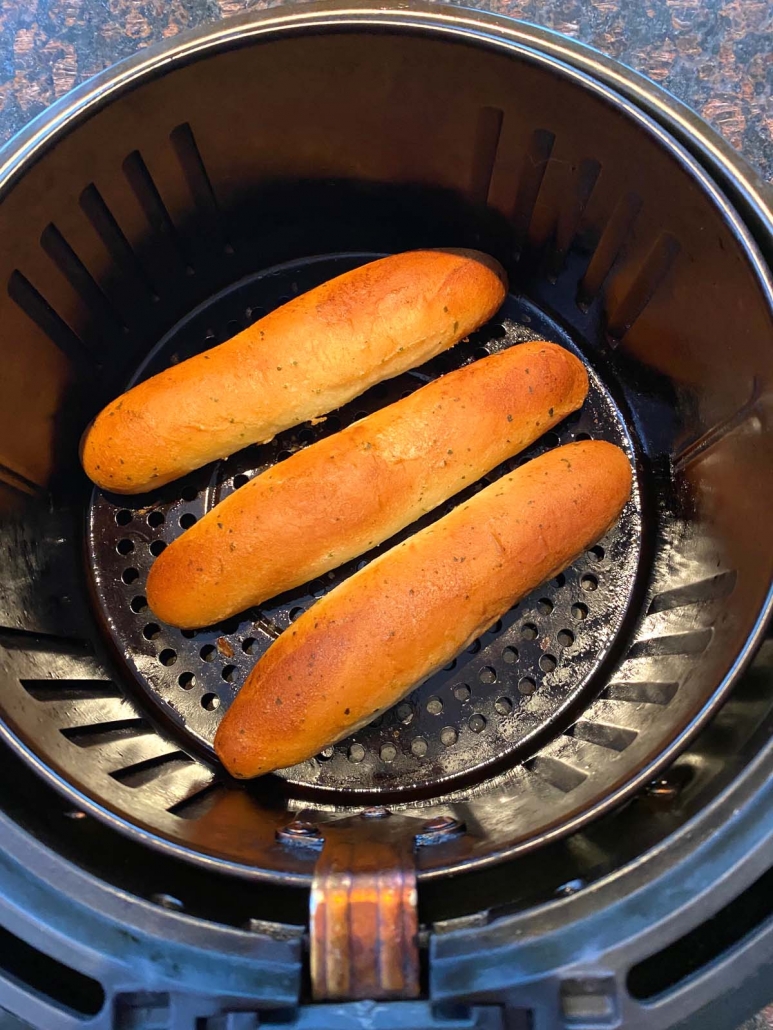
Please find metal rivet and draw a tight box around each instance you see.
[424,816,459,833]
[415,815,465,846]
[361,806,391,819]
[645,777,679,799]
[151,893,184,911]
[282,819,318,836]
[276,819,324,848]
[556,878,585,897]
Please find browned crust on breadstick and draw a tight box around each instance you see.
[214,441,632,779]
[80,249,507,493]
[146,342,588,627]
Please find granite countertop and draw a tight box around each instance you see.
[0,0,770,1027]
[0,0,771,182]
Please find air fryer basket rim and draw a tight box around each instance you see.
[0,0,771,887]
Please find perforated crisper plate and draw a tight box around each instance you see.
[87,254,642,797]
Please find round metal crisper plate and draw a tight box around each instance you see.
[87,253,642,797]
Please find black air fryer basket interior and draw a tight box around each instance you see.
[0,0,772,997]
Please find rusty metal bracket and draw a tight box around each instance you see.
[309,808,419,1001]
[274,807,469,1002]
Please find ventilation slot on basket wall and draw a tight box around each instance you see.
[627,629,713,660]
[123,150,194,275]
[548,157,601,278]
[111,751,194,789]
[2,630,93,656]
[648,571,737,614]
[21,678,119,700]
[79,183,160,304]
[7,270,97,369]
[607,232,681,341]
[525,754,588,794]
[170,122,232,253]
[469,106,504,207]
[61,720,152,748]
[167,780,221,819]
[601,681,679,706]
[567,721,638,753]
[40,223,128,340]
[578,192,643,307]
[511,128,556,257]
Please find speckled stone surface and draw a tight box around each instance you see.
[0,1,770,1026]
[0,0,771,181]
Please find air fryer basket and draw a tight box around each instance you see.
[0,0,772,1016]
